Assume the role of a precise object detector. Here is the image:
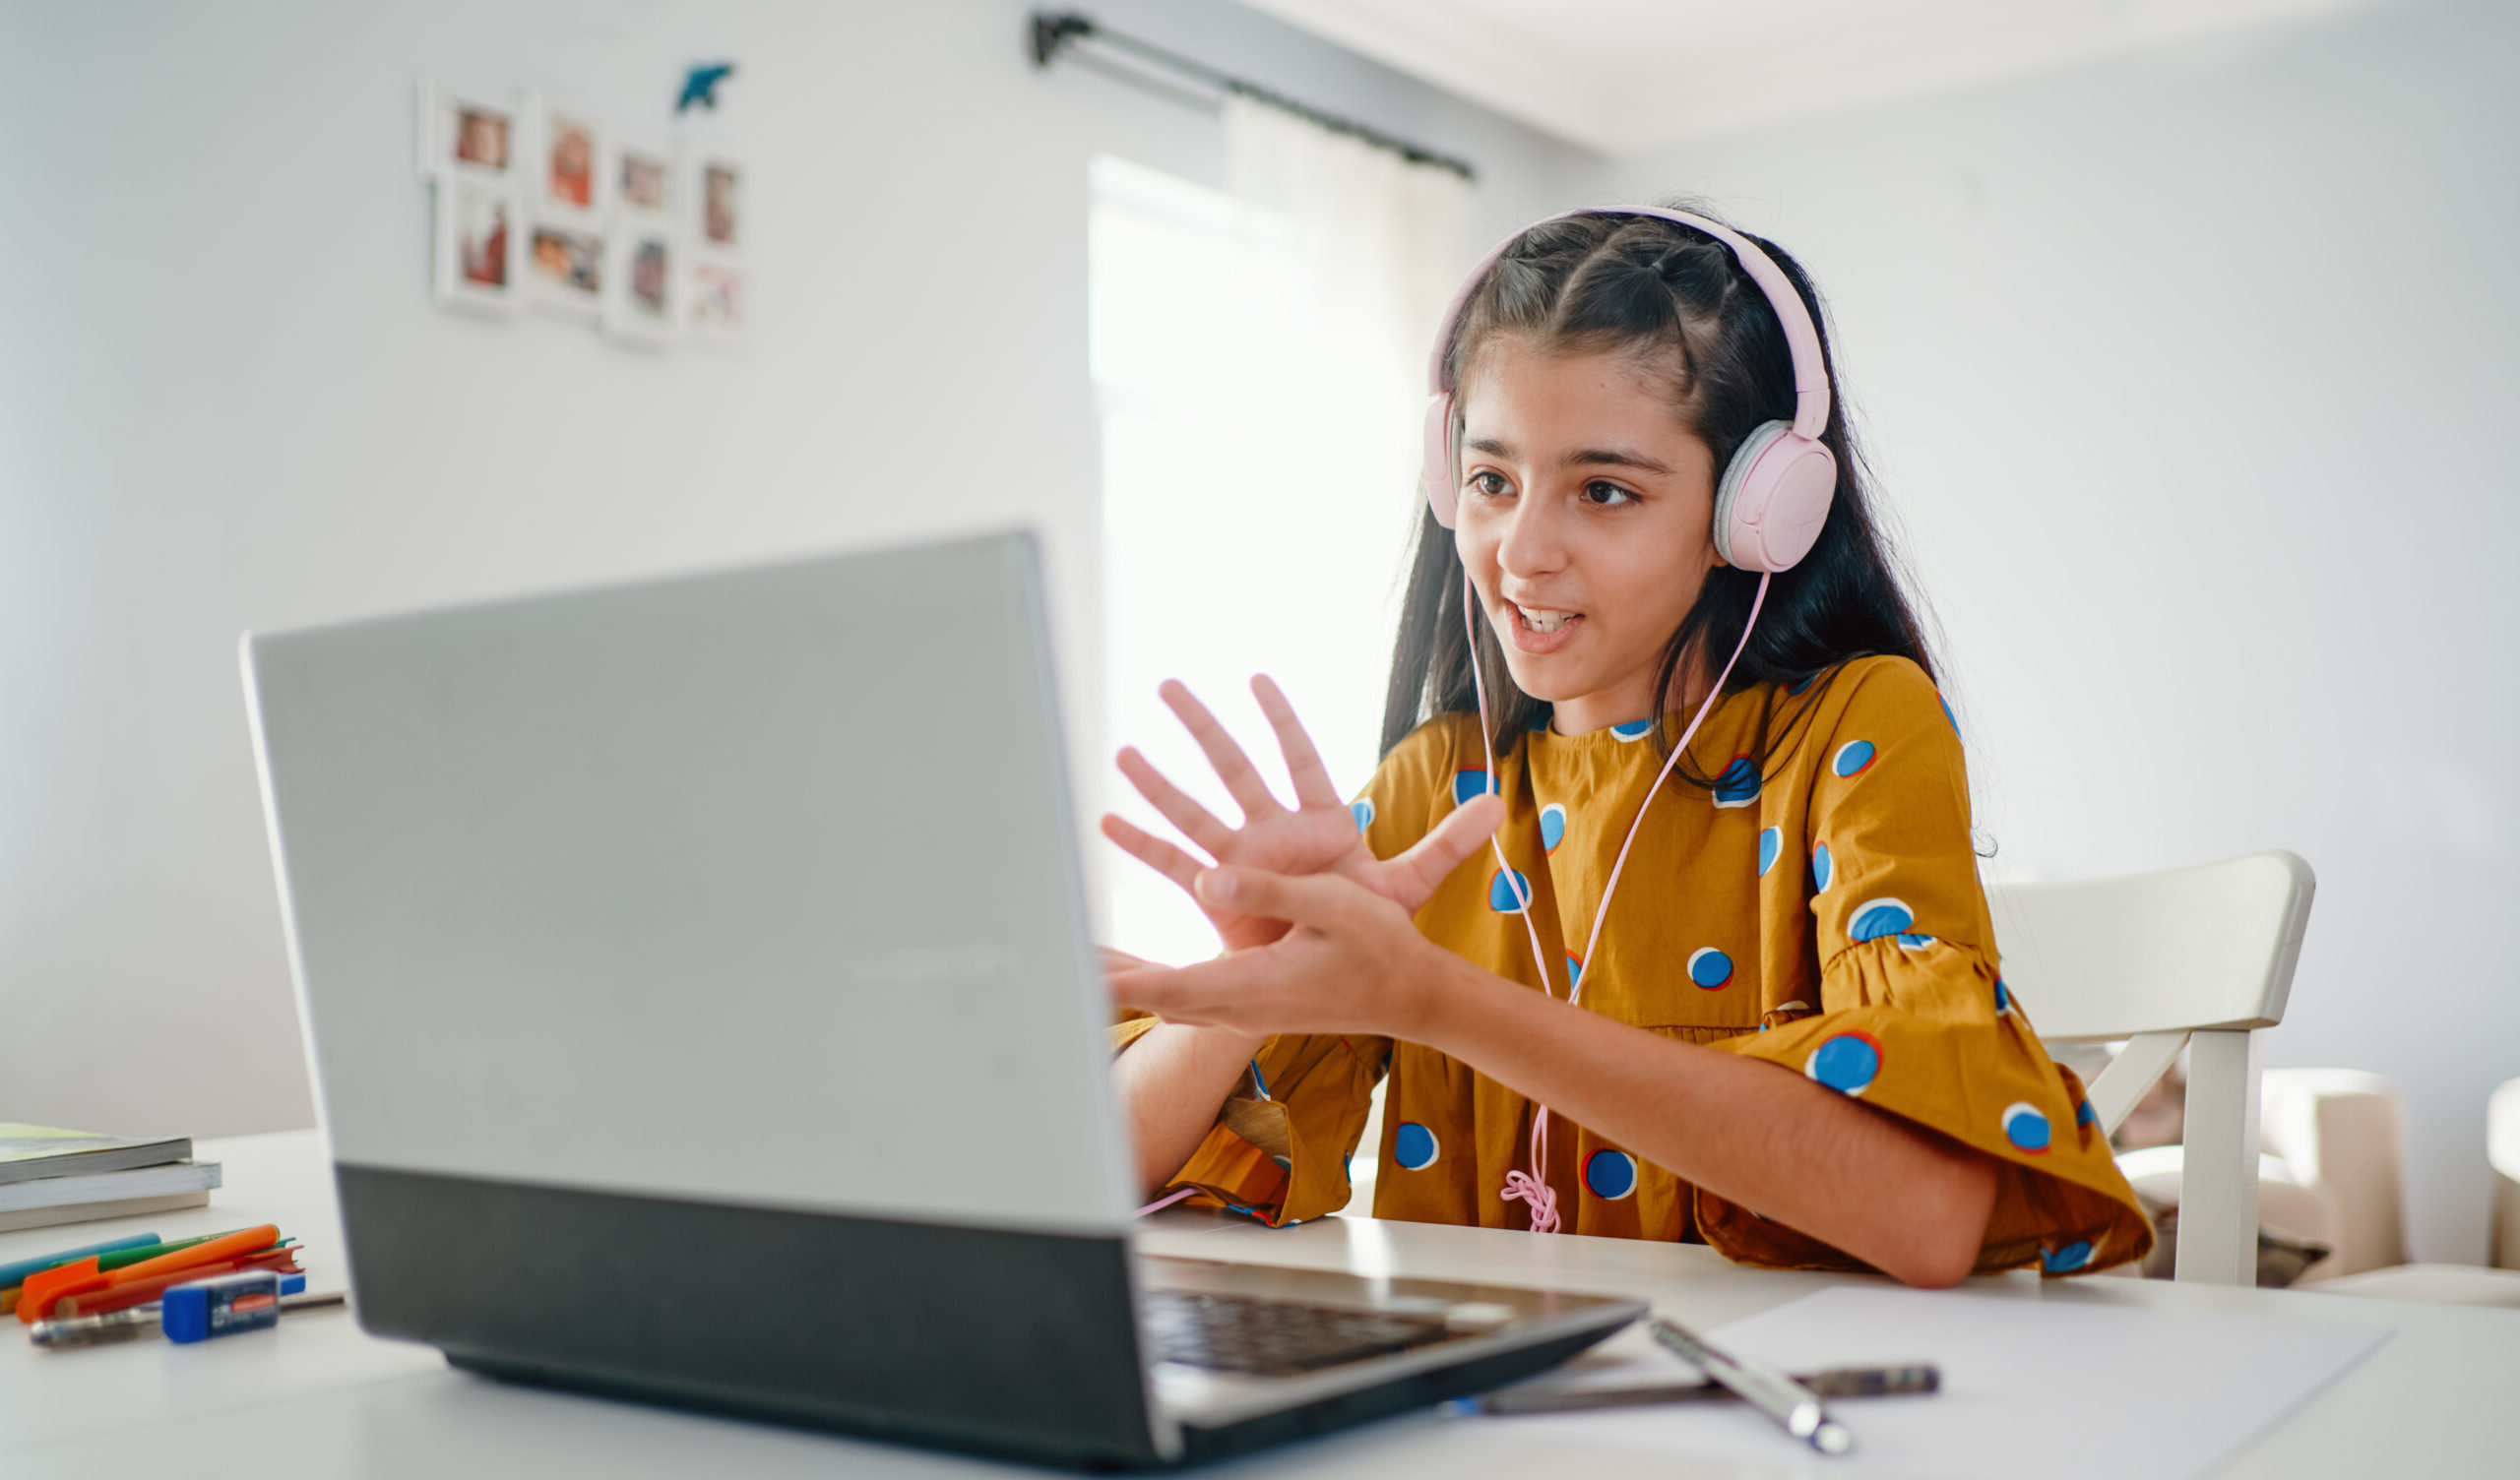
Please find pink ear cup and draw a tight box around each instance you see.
[1712,420,1838,573]
[1423,393,1459,528]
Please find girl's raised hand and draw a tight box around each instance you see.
[1102,676,1502,954]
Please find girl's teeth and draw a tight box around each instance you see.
[1520,607,1573,634]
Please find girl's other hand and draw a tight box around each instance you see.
[1110,863,1446,1039]
[1102,676,1502,953]
[1098,945,1160,980]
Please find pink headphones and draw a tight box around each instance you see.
[1421,206,1839,574]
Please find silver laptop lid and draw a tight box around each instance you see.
[245,530,1136,1238]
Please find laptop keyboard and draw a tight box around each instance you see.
[1142,1291,1454,1377]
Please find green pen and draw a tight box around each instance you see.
[94,1229,276,1272]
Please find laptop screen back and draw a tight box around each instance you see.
[246,531,1136,1237]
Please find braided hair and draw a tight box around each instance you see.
[1378,204,1939,791]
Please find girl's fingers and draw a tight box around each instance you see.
[1193,864,1355,933]
[1385,794,1505,910]
[1249,675,1343,810]
[1159,680,1283,822]
[1115,747,1236,858]
[1098,944,1160,976]
[1106,955,1262,1026]
[1100,813,1210,896]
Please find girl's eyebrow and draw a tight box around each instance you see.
[1566,447,1673,475]
[1465,436,1671,476]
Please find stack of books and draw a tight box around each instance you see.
[0,1125,220,1234]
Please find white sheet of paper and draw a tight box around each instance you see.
[1490,1286,2392,1480]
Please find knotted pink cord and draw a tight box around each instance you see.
[1462,570,1773,1234]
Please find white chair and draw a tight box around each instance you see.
[2121,1069,2417,1284]
[1986,850,2316,1285]
[2491,1077,2520,1271]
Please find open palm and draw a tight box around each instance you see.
[1102,677,1502,954]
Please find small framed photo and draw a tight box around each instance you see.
[433,176,522,314]
[616,142,672,218]
[696,157,742,249]
[531,95,606,217]
[688,258,748,345]
[526,221,604,321]
[418,77,519,182]
[601,224,677,346]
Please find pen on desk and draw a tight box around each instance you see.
[1462,1362,1939,1416]
[31,1286,346,1350]
[0,1232,164,1291]
[1650,1316,1854,1455]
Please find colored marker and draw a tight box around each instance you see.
[0,1232,161,1290]
[18,1224,280,1324]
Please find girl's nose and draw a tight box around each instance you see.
[1495,490,1566,580]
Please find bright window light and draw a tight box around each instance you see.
[1088,154,1422,966]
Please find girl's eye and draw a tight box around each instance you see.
[1467,470,1512,499]
[1583,480,1637,507]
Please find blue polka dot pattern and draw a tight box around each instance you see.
[1894,931,1937,952]
[1713,755,1761,808]
[1811,841,1834,892]
[1565,956,1584,991]
[1539,802,1567,852]
[1993,976,2011,1014]
[1687,947,1733,990]
[1757,827,1782,878]
[1393,1122,1439,1171]
[1786,672,1819,696]
[2042,1240,2092,1274]
[1848,897,1914,943]
[1805,1032,1881,1096]
[1610,717,1655,742]
[1832,740,1877,778]
[1940,693,1961,738]
[1488,868,1533,913]
[2075,1099,2098,1129]
[1349,798,1374,833]
[1452,769,1490,805]
[1584,1149,1638,1201]
[2002,1102,2051,1154]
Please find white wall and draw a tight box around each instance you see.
[0,0,1590,1142]
[1598,0,2519,1262]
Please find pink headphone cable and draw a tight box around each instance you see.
[1463,570,1772,1232]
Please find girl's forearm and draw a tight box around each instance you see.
[1403,952,1997,1287]
[1112,1020,1268,1197]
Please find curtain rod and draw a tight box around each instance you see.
[1029,11,1479,183]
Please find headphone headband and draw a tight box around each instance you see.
[1425,206,1831,441]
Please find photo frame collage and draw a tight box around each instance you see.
[420,77,746,348]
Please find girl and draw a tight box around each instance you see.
[1102,207,2148,1288]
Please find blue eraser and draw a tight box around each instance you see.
[162,1270,283,1343]
[280,1272,306,1296]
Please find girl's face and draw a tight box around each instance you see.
[1452,336,1722,736]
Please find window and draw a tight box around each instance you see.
[1088,154,1428,964]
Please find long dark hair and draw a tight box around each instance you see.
[1378,206,1938,792]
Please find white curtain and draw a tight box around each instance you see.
[1091,99,1472,965]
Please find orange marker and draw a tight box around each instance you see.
[18,1224,279,1325]
[54,1248,303,1320]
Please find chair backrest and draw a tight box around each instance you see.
[1984,850,2316,1285]
[1985,850,2314,1042]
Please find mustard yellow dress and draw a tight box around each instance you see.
[1121,656,2152,1277]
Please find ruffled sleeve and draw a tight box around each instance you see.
[1704,660,2154,1276]
[1147,717,1464,1225]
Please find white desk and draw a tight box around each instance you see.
[3,1132,2511,1478]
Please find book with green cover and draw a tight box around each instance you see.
[0,1125,193,1186]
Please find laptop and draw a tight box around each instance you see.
[240,530,1641,1468]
